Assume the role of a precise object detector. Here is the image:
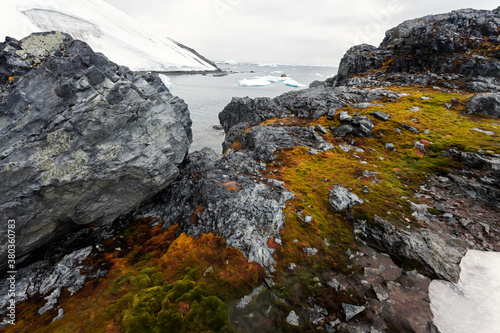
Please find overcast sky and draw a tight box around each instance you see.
[104,0,498,66]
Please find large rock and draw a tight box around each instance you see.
[0,32,192,266]
[334,8,500,87]
[467,92,500,118]
[354,216,464,282]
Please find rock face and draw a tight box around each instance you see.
[134,148,294,271]
[467,92,500,118]
[354,216,464,282]
[334,8,500,89]
[0,32,191,266]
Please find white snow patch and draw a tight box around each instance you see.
[429,250,500,333]
[1,0,217,72]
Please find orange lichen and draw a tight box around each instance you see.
[220,180,242,191]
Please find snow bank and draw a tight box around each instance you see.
[1,0,217,72]
[429,250,500,333]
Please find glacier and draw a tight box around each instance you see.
[0,0,218,72]
[429,250,500,333]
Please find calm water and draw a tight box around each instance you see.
[167,63,337,153]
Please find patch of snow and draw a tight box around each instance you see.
[429,250,500,333]
[471,128,495,136]
[1,0,217,72]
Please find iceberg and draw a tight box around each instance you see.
[429,250,500,333]
[238,78,272,87]
[255,75,287,83]
[282,78,306,88]
[258,62,278,67]
[159,74,174,89]
[224,59,238,65]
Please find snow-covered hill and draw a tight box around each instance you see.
[0,0,218,72]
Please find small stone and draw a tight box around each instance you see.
[342,303,366,321]
[339,111,353,122]
[203,266,214,277]
[286,310,300,326]
[384,143,395,150]
[329,185,364,211]
[316,124,328,134]
[409,107,421,112]
[289,263,297,271]
[305,215,314,223]
[372,284,389,301]
[414,141,426,151]
[327,278,341,290]
[305,248,318,256]
[212,125,224,130]
[326,108,338,120]
[424,130,431,135]
[370,112,391,121]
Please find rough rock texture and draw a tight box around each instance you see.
[0,32,191,267]
[329,186,364,211]
[334,8,500,90]
[354,216,464,282]
[0,246,105,322]
[134,148,294,271]
[467,92,500,118]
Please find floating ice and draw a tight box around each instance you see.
[224,59,238,65]
[238,78,272,87]
[158,74,173,89]
[282,78,306,88]
[255,75,287,83]
[258,62,278,67]
[315,73,324,77]
[429,250,500,333]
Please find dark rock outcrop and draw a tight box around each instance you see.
[0,32,192,266]
[133,148,294,271]
[334,8,500,89]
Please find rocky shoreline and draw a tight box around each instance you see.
[1,7,500,333]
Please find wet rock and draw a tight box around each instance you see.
[342,303,366,321]
[467,93,500,119]
[329,185,364,211]
[0,32,191,267]
[316,124,328,134]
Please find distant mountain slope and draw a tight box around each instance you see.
[0,0,218,72]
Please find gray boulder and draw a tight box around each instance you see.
[0,32,191,266]
[329,185,364,211]
[354,216,464,282]
[467,93,500,119]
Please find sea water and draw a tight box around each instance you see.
[167,63,337,153]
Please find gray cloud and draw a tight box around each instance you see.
[104,0,498,66]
